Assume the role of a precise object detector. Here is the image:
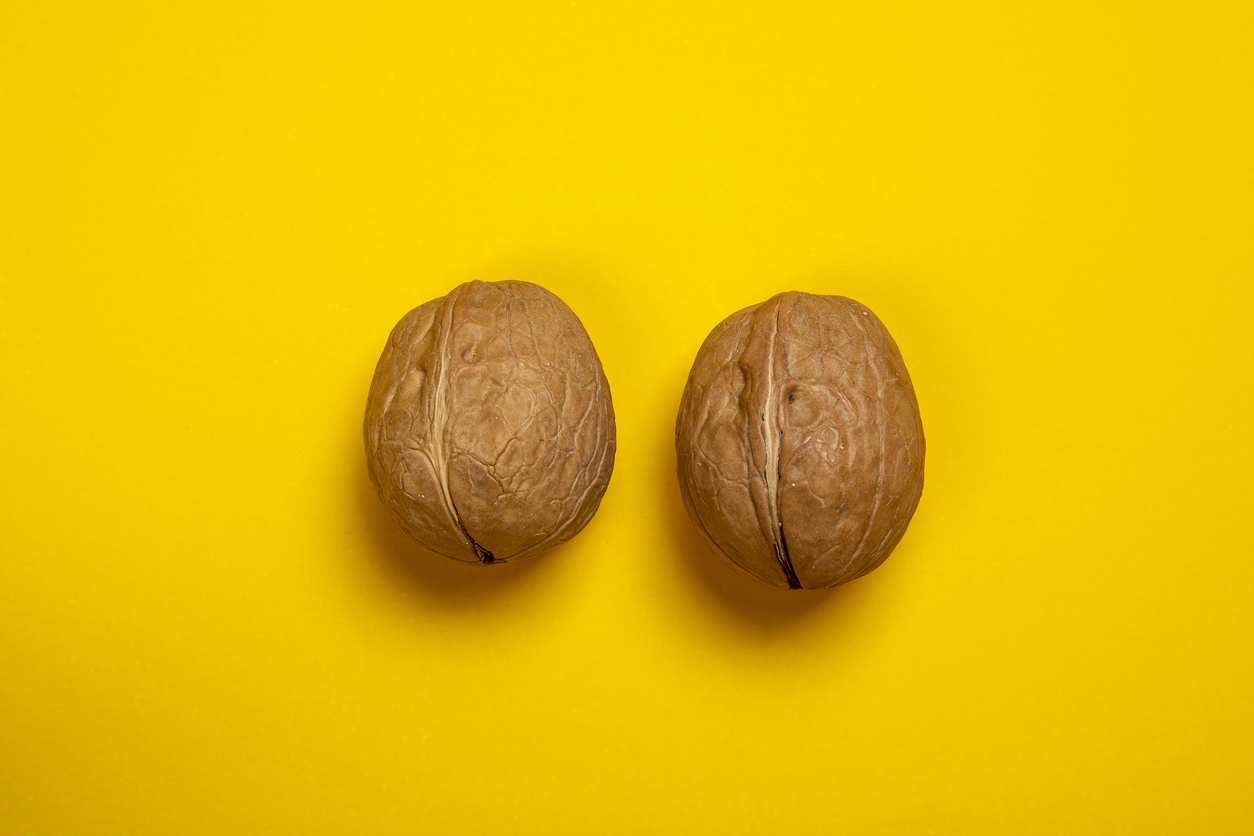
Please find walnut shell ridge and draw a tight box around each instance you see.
[365,280,616,564]
[675,292,924,589]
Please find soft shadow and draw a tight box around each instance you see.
[355,471,565,607]
[655,363,886,632]
[349,412,563,614]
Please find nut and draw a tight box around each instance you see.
[675,292,924,589]
[365,280,616,563]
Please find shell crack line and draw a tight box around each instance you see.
[774,431,801,589]
[429,284,495,564]
[452,508,496,564]
[764,300,801,589]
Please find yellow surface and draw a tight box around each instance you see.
[2,1,1251,832]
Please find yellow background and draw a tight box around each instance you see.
[2,1,1251,832]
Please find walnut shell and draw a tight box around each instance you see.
[675,292,924,589]
[364,280,616,564]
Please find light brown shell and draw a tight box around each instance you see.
[675,292,924,589]
[364,280,616,564]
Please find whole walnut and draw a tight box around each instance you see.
[365,280,616,564]
[675,292,924,589]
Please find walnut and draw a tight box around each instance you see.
[365,280,616,564]
[675,292,925,589]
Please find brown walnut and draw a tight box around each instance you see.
[364,280,616,564]
[675,292,924,589]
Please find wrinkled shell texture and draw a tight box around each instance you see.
[365,280,616,564]
[676,292,925,589]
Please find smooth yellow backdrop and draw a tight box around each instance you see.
[2,1,1251,833]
